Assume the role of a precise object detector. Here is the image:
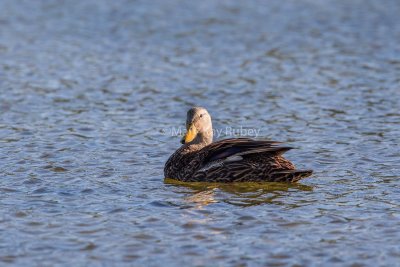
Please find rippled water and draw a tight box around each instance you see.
[1,0,400,266]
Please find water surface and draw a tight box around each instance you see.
[1,0,400,266]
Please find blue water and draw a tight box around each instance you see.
[1,0,400,266]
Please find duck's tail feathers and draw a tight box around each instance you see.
[271,169,313,183]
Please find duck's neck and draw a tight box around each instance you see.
[185,132,213,151]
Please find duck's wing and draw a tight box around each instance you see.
[201,138,292,164]
[192,138,311,182]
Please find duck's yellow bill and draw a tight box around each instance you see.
[181,124,197,144]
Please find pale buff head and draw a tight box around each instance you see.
[181,107,213,145]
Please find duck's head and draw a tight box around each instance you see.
[181,107,213,145]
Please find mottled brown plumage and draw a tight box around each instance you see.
[164,107,312,183]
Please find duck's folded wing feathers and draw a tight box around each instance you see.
[202,138,292,164]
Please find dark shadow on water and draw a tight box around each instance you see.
[164,178,313,207]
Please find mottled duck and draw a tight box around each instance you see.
[164,107,312,182]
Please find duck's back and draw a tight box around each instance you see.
[165,138,312,183]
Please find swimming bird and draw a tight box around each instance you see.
[164,107,312,183]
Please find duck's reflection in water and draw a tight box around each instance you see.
[165,178,313,207]
[185,189,218,208]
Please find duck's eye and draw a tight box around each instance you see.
[200,114,203,118]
